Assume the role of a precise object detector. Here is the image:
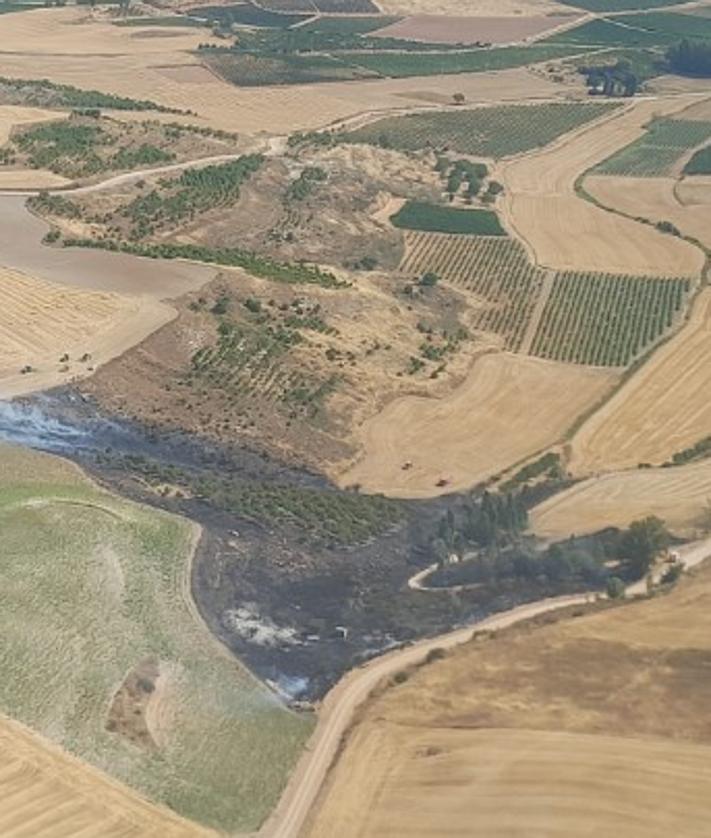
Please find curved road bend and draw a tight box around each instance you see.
[261,536,711,838]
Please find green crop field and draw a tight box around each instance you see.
[595,118,711,176]
[187,2,309,27]
[400,232,546,352]
[547,11,711,48]
[0,444,312,833]
[390,201,506,236]
[341,44,585,78]
[530,272,690,366]
[300,15,400,33]
[684,145,711,175]
[343,102,619,158]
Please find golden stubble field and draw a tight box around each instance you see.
[0,267,174,399]
[338,352,617,497]
[308,561,711,838]
[569,289,711,476]
[499,97,706,276]
[0,7,570,134]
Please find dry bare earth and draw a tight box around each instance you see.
[500,98,706,276]
[568,288,711,475]
[0,267,173,399]
[308,562,711,838]
[375,0,572,16]
[0,715,211,838]
[585,173,711,250]
[532,459,711,539]
[370,14,581,45]
[0,8,570,135]
[338,353,617,498]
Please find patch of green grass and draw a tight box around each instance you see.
[616,11,711,42]
[595,118,711,176]
[390,201,506,236]
[684,144,711,174]
[0,446,313,832]
[344,102,619,158]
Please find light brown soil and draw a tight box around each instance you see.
[0,8,570,135]
[676,96,711,121]
[375,0,571,16]
[0,267,174,399]
[371,14,581,45]
[107,658,161,751]
[532,459,711,540]
[0,169,70,189]
[569,289,711,476]
[308,562,711,838]
[500,97,706,276]
[338,352,617,498]
[585,173,711,250]
[0,713,212,837]
[678,176,711,205]
[0,104,64,144]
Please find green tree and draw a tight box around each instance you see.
[619,516,669,579]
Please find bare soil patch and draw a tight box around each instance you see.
[308,562,711,838]
[338,353,617,498]
[569,289,711,476]
[107,658,161,751]
[677,96,711,121]
[375,0,572,16]
[371,14,581,45]
[500,97,705,276]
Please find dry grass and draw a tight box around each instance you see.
[569,289,711,475]
[0,714,212,837]
[0,104,64,145]
[585,173,711,250]
[0,267,173,399]
[500,97,705,276]
[308,562,711,838]
[375,0,572,16]
[532,459,711,539]
[338,352,617,497]
[677,97,711,121]
[0,8,569,134]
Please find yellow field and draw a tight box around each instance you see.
[0,714,211,837]
[0,267,173,398]
[585,173,711,250]
[500,98,705,276]
[308,561,711,838]
[338,352,616,497]
[0,8,569,134]
[532,459,711,539]
[569,289,711,475]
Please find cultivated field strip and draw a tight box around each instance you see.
[401,232,546,351]
[530,272,690,366]
[401,232,691,366]
[595,118,711,176]
[344,102,620,158]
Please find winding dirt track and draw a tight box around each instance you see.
[259,536,711,838]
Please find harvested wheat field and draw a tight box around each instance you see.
[0,8,568,134]
[0,714,211,838]
[0,170,70,189]
[309,560,711,838]
[569,289,711,475]
[339,352,617,498]
[678,176,711,206]
[532,459,711,539]
[0,104,64,144]
[677,97,711,121]
[0,267,173,399]
[501,97,705,276]
[371,14,580,45]
[585,174,711,250]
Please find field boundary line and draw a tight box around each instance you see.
[518,268,555,356]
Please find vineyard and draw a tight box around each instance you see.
[684,145,711,175]
[530,272,690,366]
[400,232,546,351]
[390,202,505,236]
[400,232,691,365]
[595,118,711,176]
[343,102,620,159]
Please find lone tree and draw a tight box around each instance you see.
[452,93,466,105]
[619,516,669,579]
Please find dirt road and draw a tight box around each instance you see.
[259,534,711,838]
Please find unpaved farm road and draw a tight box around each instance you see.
[260,536,711,838]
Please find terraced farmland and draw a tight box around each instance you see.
[595,119,711,177]
[400,232,546,351]
[343,102,620,158]
[530,272,690,366]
